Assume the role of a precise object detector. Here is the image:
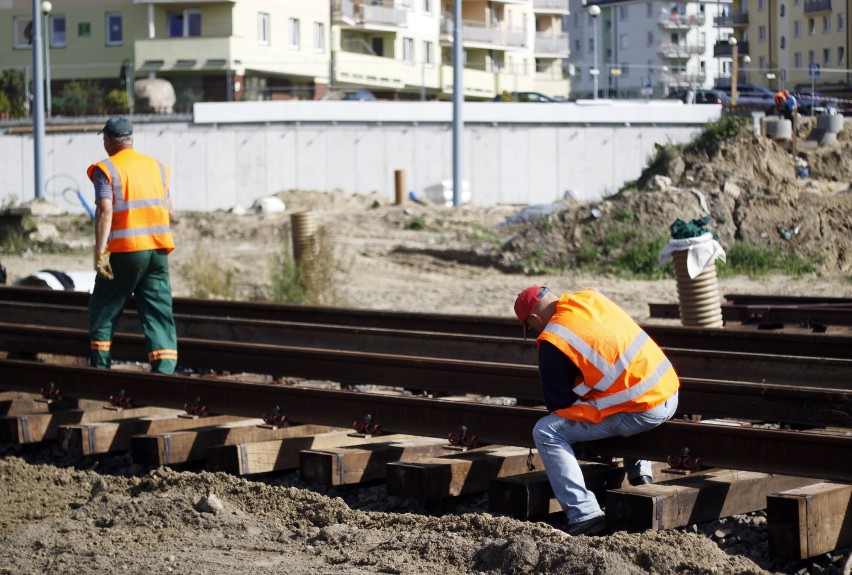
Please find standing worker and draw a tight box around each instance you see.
[87,116,178,374]
[513,286,680,535]
[782,90,798,121]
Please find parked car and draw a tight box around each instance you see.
[324,90,377,101]
[491,91,560,102]
[712,83,776,112]
[666,89,730,105]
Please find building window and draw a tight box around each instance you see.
[13,17,32,49]
[808,18,815,35]
[646,4,652,18]
[289,18,300,49]
[839,14,845,31]
[759,56,765,69]
[758,0,765,10]
[823,48,830,64]
[423,0,432,13]
[621,63,629,76]
[823,15,830,32]
[646,31,653,46]
[794,20,801,37]
[588,38,594,52]
[794,52,802,68]
[314,22,325,52]
[403,37,414,63]
[780,4,785,16]
[808,50,814,65]
[758,26,766,41]
[574,39,581,53]
[258,13,270,45]
[423,40,434,65]
[619,6,627,20]
[619,34,628,49]
[839,46,845,64]
[168,10,201,37]
[780,35,786,49]
[49,15,66,48]
[106,13,123,45]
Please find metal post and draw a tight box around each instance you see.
[588,4,601,99]
[31,0,46,201]
[42,1,52,118]
[729,36,738,107]
[452,0,463,207]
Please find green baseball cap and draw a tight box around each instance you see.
[98,116,133,138]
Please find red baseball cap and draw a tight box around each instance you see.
[514,286,549,339]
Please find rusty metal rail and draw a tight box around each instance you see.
[1,359,850,483]
[1,303,851,387]
[2,285,850,358]
[650,301,852,328]
[1,324,850,428]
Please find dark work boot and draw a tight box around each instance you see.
[562,514,607,536]
[629,475,653,486]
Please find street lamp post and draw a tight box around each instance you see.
[661,65,668,97]
[728,36,738,107]
[588,4,601,100]
[41,0,52,118]
[742,54,751,86]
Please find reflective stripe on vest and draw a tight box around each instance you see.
[572,356,673,411]
[543,322,650,397]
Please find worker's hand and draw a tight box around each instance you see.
[95,250,114,280]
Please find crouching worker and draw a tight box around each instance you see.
[513,286,679,536]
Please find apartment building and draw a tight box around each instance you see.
[1,0,571,110]
[568,0,732,98]
[733,0,850,91]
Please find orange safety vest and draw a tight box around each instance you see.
[87,149,174,254]
[537,289,680,423]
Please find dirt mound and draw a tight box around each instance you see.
[489,120,852,274]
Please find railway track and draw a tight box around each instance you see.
[1,286,850,556]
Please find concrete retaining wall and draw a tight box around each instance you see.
[0,100,719,213]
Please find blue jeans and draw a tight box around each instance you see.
[533,392,678,523]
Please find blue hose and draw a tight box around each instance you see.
[76,189,95,220]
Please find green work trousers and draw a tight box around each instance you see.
[89,249,178,374]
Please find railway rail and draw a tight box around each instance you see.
[1,286,851,554]
[1,285,851,358]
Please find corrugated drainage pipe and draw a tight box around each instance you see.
[290,211,318,265]
[672,250,724,328]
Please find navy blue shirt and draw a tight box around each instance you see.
[538,340,581,412]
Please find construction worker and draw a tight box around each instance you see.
[782,90,798,121]
[87,116,178,374]
[514,286,680,535]
[775,90,787,115]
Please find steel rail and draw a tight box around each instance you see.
[2,285,850,358]
[1,359,850,483]
[0,308,850,387]
[649,301,852,327]
[723,294,852,306]
[1,324,850,428]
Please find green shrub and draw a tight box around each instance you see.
[103,89,129,114]
[181,244,237,299]
[53,81,88,116]
[692,116,748,153]
[717,241,819,278]
[266,226,344,305]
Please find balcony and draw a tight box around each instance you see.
[714,12,749,27]
[135,36,234,72]
[658,13,705,29]
[532,0,569,14]
[334,50,410,89]
[803,0,832,14]
[713,40,749,57]
[534,32,568,55]
[335,0,409,29]
[658,42,705,59]
[441,64,495,98]
[442,18,526,49]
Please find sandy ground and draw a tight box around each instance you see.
[1,190,851,575]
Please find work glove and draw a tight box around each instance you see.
[95,250,114,280]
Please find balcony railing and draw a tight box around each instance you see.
[534,32,568,54]
[443,18,526,48]
[532,0,569,12]
[714,12,749,27]
[803,0,832,14]
[334,0,409,27]
[713,40,749,57]
[658,13,705,28]
[135,37,234,71]
[658,42,705,59]
[333,0,356,21]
